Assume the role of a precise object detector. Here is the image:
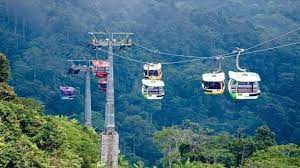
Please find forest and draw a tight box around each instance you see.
[0,0,299,167]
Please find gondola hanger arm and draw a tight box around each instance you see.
[234,48,247,72]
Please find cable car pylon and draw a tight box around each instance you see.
[88,31,133,168]
[67,59,94,127]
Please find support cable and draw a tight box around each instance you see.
[98,42,300,65]
[133,26,300,59]
[239,41,300,56]
[98,47,148,64]
[133,41,234,58]
[244,27,300,51]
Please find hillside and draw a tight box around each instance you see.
[0,53,100,167]
[154,122,300,167]
[0,0,299,166]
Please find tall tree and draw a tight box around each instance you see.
[244,144,300,168]
[254,125,276,150]
[0,53,10,82]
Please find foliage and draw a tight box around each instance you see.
[244,144,300,168]
[0,53,14,100]
[119,155,130,168]
[0,52,10,82]
[0,0,299,166]
[154,126,197,167]
[254,125,276,150]
[154,123,299,168]
[0,82,15,100]
[0,99,100,168]
[173,159,224,168]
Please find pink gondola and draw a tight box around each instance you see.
[92,60,110,79]
[60,86,75,100]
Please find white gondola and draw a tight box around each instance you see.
[202,72,225,95]
[142,79,165,100]
[228,48,261,100]
[202,57,225,95]
[228,71,261,100]
[143,63,162,80]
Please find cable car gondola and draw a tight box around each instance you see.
[143,63,162,80]
[67,65,80,74]
[98,79,107,93]
[92,60,110,78]
[228,48,261,100]
[142,79,165,100]
[60,86,75,100]
[228,71,261,100]
[202,72,225,95]
[202,57,225,95]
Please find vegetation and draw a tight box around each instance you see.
[0,53,10,82]
[0,53,100,167]
[244,144,300,168]
[0,0,299,167]
[0,53,15,100]
[154,121,300,168]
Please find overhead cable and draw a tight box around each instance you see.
[245,27,300,51]
[133,26,300,59]
[98,42,300,65]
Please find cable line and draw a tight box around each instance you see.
[133,27,300,59]
[133,41,201,58]
[98,47,226,65]
[244,27,300,51]
[97,48,148,64]
[98,42,300,65]
[241,41,300,56]
[133,41,235,59]
[163,42,300,65]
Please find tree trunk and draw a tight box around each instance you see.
[241,145,246,167]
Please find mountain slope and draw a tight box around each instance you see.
[0,53,100,168]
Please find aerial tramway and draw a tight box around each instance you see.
[60,27,299,101]
[60,58,111,99]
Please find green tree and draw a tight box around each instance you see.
[229,137,256,167]
[0,99,100,168]
[0,53,10,82]
[0,53,15,100]
[182,134,235,166]
[254,125,276,150]
[154,127,196,168]
[244,144,300,168]
[119,155,130,168]
[173,159,225,168]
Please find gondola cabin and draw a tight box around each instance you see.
[228,71,261,100]
[142,79,165,100]
[68,65,80,74]
[202,72,225,95]
[93,60,110,78]
[143,63,162,80]
[60,86,75,100]
[98,79,107,92]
